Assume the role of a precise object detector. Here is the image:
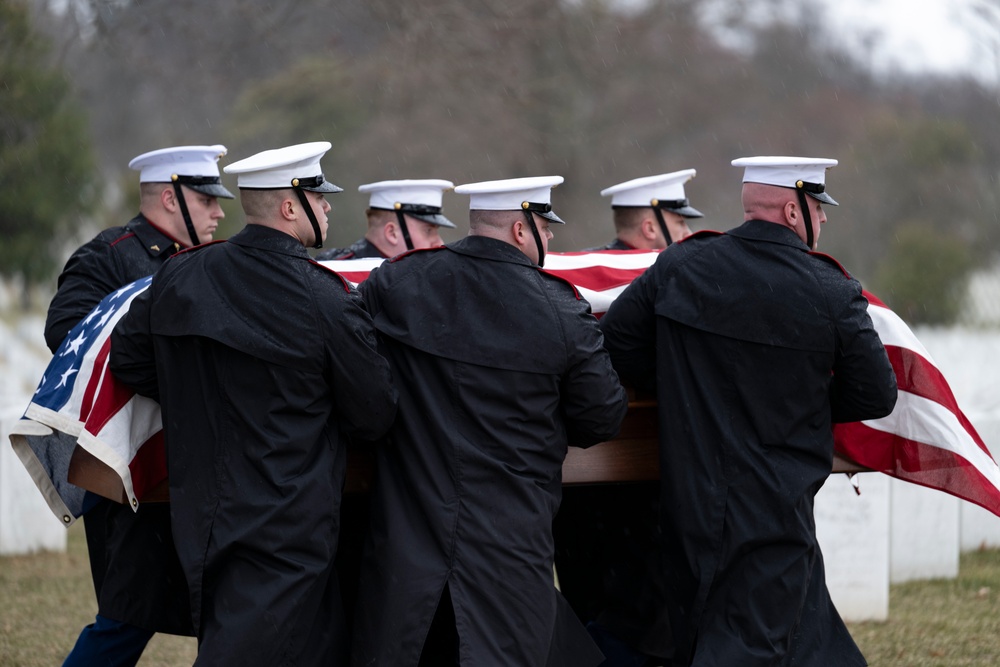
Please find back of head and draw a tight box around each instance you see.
[468,209,518,236]
[225,142,343,248]
[740,182,793,224]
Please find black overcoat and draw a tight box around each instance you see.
[45,213,192,635]
[110,224,397,665]
[599,220,898,666]
[351,235,629,666]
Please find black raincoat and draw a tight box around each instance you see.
[599,220,898,666]
[45,213,192,635]
[351,235,629,666]
[110,224,397,665]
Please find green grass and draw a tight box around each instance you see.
[0,523,196,666]
[3,528,1000,666]
[849,549,1000,666]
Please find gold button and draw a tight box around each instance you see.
[796,180,804,188]
[292,178,300,187]
[171,174,179,182]
[650,198,659,206]
[131,498,138,508]
[521,202,530,210]
[394,202,402,210]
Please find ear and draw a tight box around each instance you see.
[384,221,399,244]
[512,219,529,248]
[160,186,177,212]
[280,197,297,221]
[641,217,659,241]
[783,200,798,227]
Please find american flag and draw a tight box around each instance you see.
[8,251,999,524]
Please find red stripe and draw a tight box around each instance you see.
[78,337,112,422]
[128,431,167,501]
[884,344,991,457]
[835,422,1000,516]
[862,290,888,309]
[544,265,647,292]
[109,232,136,247]
[83,366,136,435]
[336,271,374,285]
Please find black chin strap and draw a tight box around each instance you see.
[292,186,324,249]
[651,207,674,247]
[520,204,547,267]
[393,209,414,251]
[795,186,815,250]
[171,180,201,248]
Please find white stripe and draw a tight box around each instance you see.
[577,285,630,314]
[319,257,387,273]
[867,302,934,363]
[863,389,1000,492]
[544,251,659,271]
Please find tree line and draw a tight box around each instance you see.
[6,0,999,324]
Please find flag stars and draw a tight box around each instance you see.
[96,307,116,329]
[56,367,78,388]
[61,331,87,357]
[81,306,102,326]
[110,285,132,301]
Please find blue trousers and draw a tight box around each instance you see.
[62,614,153,667]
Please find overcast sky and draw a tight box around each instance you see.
[825,0,995,81]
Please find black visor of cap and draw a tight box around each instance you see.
[796,180,839,206]
[173,175,235,199]
[652,198,704,219]
[379,204,457,229]
[613,199,704,219]
[522,201,565,224]
[293,174,344,194]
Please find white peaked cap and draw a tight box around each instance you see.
[129,145,228,182]
[601,169,694,205]
[600,169,703,217]
[454,176,565,223]
[224,141,343,193]
[361,179,453,208]
[360,179,457,228]
[732,156,839,205]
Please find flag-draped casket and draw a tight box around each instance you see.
[8,251,999,525]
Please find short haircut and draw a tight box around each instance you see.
[366,208,396,228]
[239,188,287,220]
[138,182,170,207]
[741,182,794,220]
[469,209,518,233]
[612,207,649,234]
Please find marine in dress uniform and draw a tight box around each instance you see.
[599,157,899,666]
[110,142,397,666]
[323,180,458,641]
[556,169,705,666]
[585,169,702,251]
[316,178,455,260]
[351,176,629,666]
[47,145,233,667]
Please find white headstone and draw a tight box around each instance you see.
[815,472,890,621]
[0,405,67,554]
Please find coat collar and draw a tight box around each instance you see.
[228,224,311,259]
[129,214,182,257]
[727,219,810,251]
[446,235,537,268]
